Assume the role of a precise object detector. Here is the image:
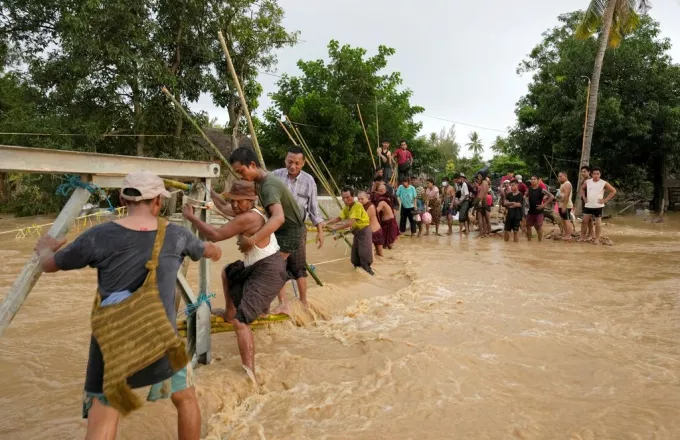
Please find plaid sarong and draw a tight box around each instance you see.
[275,225,304,254]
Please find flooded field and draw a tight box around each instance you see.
[1,213,679,439]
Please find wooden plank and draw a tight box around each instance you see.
[0,145,220,178]
[0,186,93,338]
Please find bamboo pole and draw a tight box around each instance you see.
[161,87,237,178]
[375,96,380,152]
[320,157,341,195]
[217,31,265,170]
[278,120,298,147]
[357,103,376,170]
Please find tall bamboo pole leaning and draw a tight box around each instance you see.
[356,103,377,170]
[161,87,237,178]
[375,96,380,153]
[217,31,265,170]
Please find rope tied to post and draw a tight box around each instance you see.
[56,175,115,212]
[183,292,216,317]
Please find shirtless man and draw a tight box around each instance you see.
[375,183,399,249]
[183,180,288,375]
[443,176,456,234]
[557,171,574,240]
[474,173,491,237]
[358,190,384,257]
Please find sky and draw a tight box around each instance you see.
[190,0,680,160]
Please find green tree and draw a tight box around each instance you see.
[491,135,511,155]
[466,131,484,158]
[456,156,486,180]
[490,154,530,178]
[575,0,651,212]
[510,13,680,210]
[260,40,424,187]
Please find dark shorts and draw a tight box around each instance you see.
[286,228,307,279]
[583,207,603,218]
[275,225,305,254]
[526,213,544,228]
[559,208,571,221]
[458,200,470,221]
[504,216,521,232]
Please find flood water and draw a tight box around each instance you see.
[1,213,679,439]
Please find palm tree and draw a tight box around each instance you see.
[466,131,483,158]
[574,0,650,213]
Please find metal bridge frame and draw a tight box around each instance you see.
[0,145,220,365]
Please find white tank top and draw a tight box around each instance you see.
[242,209,280,267]
[585,179,607,208]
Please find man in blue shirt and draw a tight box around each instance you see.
[396,175,417,236]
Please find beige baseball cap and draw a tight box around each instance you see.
[120,170,171,201]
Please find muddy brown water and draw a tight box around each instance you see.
[1,213,679,439]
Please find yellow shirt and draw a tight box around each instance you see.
[340,202,370,230]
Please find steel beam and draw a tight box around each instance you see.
[0,145,220,179]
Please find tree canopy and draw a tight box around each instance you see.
[259,40,425,187]
[507,12,680,206]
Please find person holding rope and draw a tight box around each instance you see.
[228,147,306,316]
[326,187,375,275]
[272,146,325,307]
[376,139,394,182]
[182,180,288,377]
[34,171,221,440]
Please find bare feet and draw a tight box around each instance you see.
[272,303,291,316]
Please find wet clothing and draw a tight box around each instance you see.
[340,202,370,230]
[527,186,546,215]
[351,226,373,272]
[286,228,308,279]
[224,253,288,324]
[372,228,385,245]
[394,149,413,166]
[257,173,305,254]
[83,364,194,419]
[54,222,204,394]
[381,217,400,246]
[526,213,544,228]
[243,209,279,267]
[458,200,470,223]
[400,206,417,234]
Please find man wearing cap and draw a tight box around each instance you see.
[34,170,222,439]
[182,180,288,375]
[228,147,305,316]
[272,146,325,308]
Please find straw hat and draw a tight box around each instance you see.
[223,180,258,201]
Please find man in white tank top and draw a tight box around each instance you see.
[183,180,287,376]
[578,167,617,243]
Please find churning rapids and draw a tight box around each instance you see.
[1,214,679,439]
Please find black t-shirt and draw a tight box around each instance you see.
[54,222,205,392]
[505,192,523,219]
[527,187,546,215]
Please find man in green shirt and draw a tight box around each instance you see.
[326,187,374,275]
[228,147,305,314]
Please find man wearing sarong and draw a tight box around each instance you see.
[35,171,221,440]
[228,147,305,316]
[326,187,374,275]
[374,183,400,249]
[272,146,325,307]
[358,190,384,257]
[183,180,288,376]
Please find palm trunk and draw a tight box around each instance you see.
[575,0,617,216]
